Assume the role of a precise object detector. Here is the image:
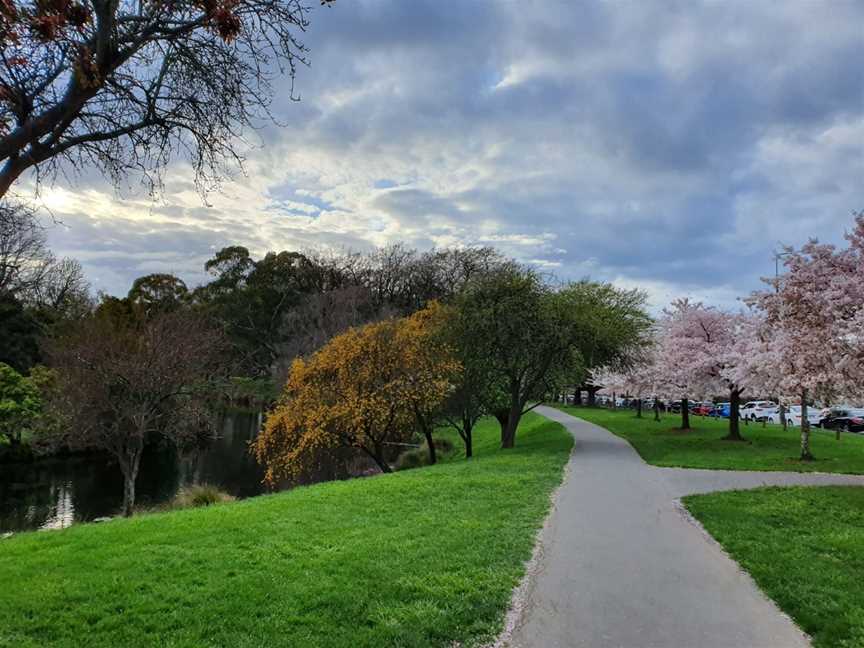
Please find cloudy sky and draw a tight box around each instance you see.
[26,0,864,309]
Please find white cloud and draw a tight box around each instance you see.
[20,0,863,307]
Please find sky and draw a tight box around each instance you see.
[24,0,864,309]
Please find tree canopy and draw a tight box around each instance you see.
[43,308,229,515]
[253,303,459,481]
[455,268,652,447]
[0,361,40,445]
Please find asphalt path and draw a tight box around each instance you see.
[505,405,864,648]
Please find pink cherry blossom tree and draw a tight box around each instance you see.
[594,368,626,409]
[595,344,661,418]
[654,299,772,440]
[654,299,726,430]
[714,311,776,441]
[748,212,864,460]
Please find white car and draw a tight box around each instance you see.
[767,405,821,427]
[739,401,778,421]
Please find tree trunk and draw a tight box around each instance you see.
[494,408,509,441]
[681,397,690,430]
[501,429,514,448]
[462,417,473,459]
[800,392,814,461]
[413,405,437,465]
[501,415,519,448]
[369,442,392,473]
[587,387,598,407]
[122,473,136,517]
[573,389,582,406]
[724,388,745,441]
[653,400,661,421]
[610,392,616,409]
[423,429,437,465]
[636,398,643,418]
[121,450,142,517]
[779,403,787,431]
[501,399,522,449]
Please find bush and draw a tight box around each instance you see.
[171,484,235,509]
[394,447,427,471]
[432,437,454,453]
[394,437,455,471]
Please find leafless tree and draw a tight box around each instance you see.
[23,256,91,318]
[0,199,90,316]
[404,246,508,311]
[274,284,390,382]
[312,244,508,313]
[44,309,229,516]
[0,198,46,291]
[0,0,332,198]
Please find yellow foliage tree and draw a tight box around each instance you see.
[253,302,460,484]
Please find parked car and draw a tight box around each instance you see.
[710,403,731,418]
[819,408,864,433]
[739,401,778,422]
[767,405,821,427]
[693,402,714,416]
[816,405,861,422]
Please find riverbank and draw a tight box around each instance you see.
[0,413,572,647]
[0,411,266,533]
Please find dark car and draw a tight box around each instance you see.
[820,408,864,433]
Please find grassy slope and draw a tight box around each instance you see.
[558,405,864,474]
[0,413,572,648]
[685,487,864,648]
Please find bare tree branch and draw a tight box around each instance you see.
[0,0,332,198]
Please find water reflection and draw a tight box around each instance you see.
[0,411,267,533]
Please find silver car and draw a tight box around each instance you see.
[767,405,821,427]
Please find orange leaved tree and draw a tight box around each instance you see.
[253,303,459,484]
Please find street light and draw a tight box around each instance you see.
[773,247,792,293]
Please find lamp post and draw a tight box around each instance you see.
[773,248,792,293]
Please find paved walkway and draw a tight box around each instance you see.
[506,406,864,648]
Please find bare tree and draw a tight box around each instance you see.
[281,285,379,356]
[0,199,46,292]
[313,244,508,313]
[0,0,332,198]
[44,309,229,516]
[274,284,390,384]
[0,199,90,319]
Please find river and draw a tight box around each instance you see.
[0,411,268,534]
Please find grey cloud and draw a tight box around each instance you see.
[36,0,864,307]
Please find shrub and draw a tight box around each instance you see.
[171,484,235,509]
[394,447,427,471]
[432,437,454,453]
[394,437,455,471]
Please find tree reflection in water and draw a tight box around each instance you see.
[0,411,266,533]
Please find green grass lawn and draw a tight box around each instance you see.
[558,405,864,474]
[0,413,572,648]
[685,486,864,648]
